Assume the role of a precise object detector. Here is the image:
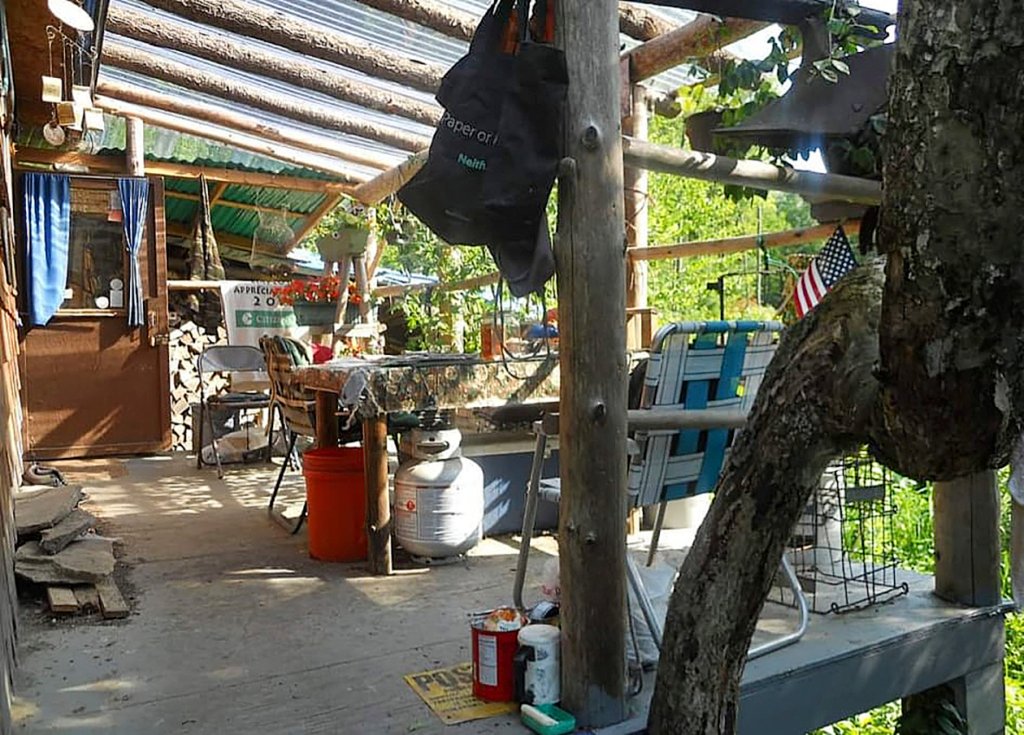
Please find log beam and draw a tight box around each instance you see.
[15,148,352,192]
[98,81,398,171]
[626,15,767,82]
[102,42,430,153]
[372,270,498,299]
[106,6,441,129]
[351,149,429,205]
[623,137,882,204]
[96,96,368,183]
[136,0,445,93]
[619,2,677,41]
[629,221,863,261]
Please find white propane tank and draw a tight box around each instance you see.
[394,428,484,560]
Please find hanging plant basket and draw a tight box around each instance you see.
[291,301,360,327]
[316,226,370,262]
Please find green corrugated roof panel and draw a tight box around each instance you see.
[18,116,340,181]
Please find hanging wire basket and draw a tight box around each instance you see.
[252,207,296,255]
[772,447,910,614]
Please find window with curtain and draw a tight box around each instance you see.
[58,181,142,312]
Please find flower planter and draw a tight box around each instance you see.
[316,226,370,261]
[291,301,360,327]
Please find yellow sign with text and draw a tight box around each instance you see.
[404,662,517,725]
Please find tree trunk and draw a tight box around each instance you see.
[648,265,884,733]
[650,0,1024,732]
[872,0,1024,479]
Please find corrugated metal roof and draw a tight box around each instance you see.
[87,1,720,256]
[97,0,705,174]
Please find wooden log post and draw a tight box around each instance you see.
[556,0,629,726]
[901,471,1005,733]
[315,391,339,449]
[624,85,650,352]
[933,471,1002,608]
[362,414,392,575]
[125,116,145,176]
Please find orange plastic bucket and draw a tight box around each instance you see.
[302,447,367,562]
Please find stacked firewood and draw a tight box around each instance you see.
[168,320,227,451]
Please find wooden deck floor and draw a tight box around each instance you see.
[11,455,1007,735]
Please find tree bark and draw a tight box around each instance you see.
[136,0,446,93]
[872,0,1024,479]
[650,1,1024,732]
[103,42,431,153]
[618,2,677,42]
[649,265,884,733]
[106,5,441,128]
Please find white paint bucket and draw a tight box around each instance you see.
[515,624,561,705]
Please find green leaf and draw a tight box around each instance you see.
[832,58,851,75]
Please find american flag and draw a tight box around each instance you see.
[794,226,858,318]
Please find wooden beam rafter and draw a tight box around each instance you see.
[15,148,352,192]
[628,221,864,261]
[103,42,431,153]
[626,15,767,82]
[106,6,441,129]
[622,136,881,204]
[95,97,368,183]
[97,81,399,171]
[352,149,429,205]
[136,0,446,93]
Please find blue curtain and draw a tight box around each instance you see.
[23,173,71,326]
[118,178,149,328]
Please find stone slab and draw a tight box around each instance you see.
[38,510,97,555]
[15,486,83,537]
[15,537,115,584]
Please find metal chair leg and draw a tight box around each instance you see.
[747,555,810,661]
[207,405,224,479]
[268,433,308,535]
[626,553,663,650]
[196,402,205,469]
[646,500,668,567]
[268,432,297,516]
[512,425,549,611]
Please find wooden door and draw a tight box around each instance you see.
[20,176,170,459]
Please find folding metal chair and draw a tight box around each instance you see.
[196,345,273,479]
[513,320,809,661]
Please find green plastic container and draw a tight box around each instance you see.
[520,703,576,735]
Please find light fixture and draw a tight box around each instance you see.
[46,0,94,32]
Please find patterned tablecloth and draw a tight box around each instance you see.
[294,353,560,416]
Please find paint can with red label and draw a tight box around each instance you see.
[471,608,526,702]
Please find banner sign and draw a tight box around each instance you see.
[219,281,308,347]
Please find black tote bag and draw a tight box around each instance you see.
[398,0,567,294]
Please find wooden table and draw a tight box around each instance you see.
[294,354,560,575]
